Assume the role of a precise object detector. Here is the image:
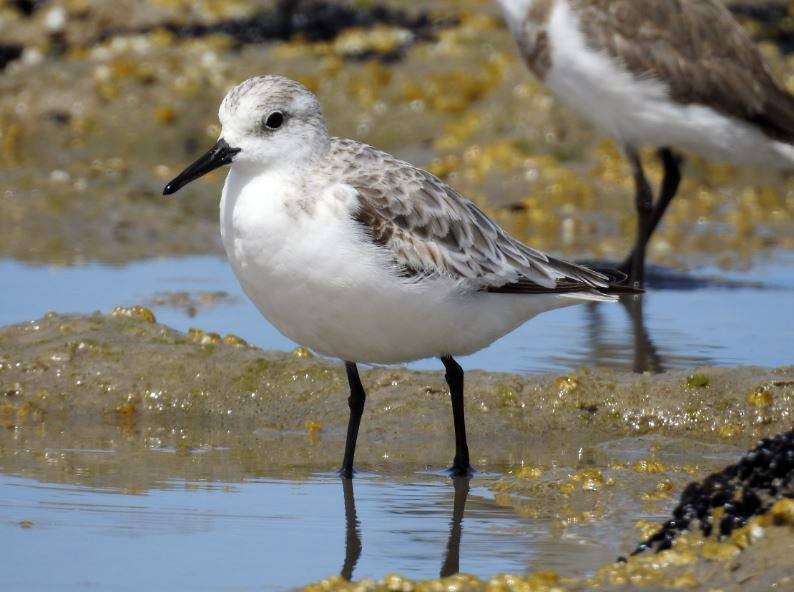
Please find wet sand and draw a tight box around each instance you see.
[0,310,791,590]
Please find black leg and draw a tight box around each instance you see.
[440,476,470,578]
[646,148,683,243]
[621,147,684,282]
[340,362,366,479]
[440,356,471,476]
[339,478,362,581]
[621,146,654,287]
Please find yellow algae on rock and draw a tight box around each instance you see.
[700,540,740,561]
[305,420,323,435]
[635,519,662,540]
[332,26,413,58]
[554,376,579,397]
[292,347,313,359]
[16,400,44,423]
[570,469,605,491]
[222,334,247,347]
[716,424,741,439]
[770,498,794,526]
[187,328,221,344]
[515,466,544,480]
[111,305,156,323]
[642,479,674,501]
[746,387,774,408]
[153,104,177,124]
[115,401,136,417]
[633,460,666,474]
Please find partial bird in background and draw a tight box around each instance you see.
[497,0,794,285]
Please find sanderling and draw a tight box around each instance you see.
[497,0,794,285]
[163,75,633,477]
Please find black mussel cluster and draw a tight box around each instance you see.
[632,429,794,556]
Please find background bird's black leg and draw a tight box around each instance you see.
[621,146,654,287]
[440,475,470,578]
[340,362,366,479]
[621,147,684,282]
[339,478,362,581]
[646,148,683,245]
[440,356,471,476]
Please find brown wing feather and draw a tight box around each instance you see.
[570,0,794,142]
[328,139,631,295]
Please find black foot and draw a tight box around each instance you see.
[338,467,355,479]
[446,463,475,478]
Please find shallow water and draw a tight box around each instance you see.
[1,252,792,374]
[0,471,625,591]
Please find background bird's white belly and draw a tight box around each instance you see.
[220,171,571,364]
[547,0,794,168]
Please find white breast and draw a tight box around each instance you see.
[219,167,576,364]
[544,0,794,168]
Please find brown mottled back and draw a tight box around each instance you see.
[320,138,620,294]
[569,0,794,142]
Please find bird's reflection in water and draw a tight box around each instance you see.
[439,476,470,578]
[573,296,665,374]
[338,476,471,581]
[550,293,717,374]
[340,478,362,581]
[558,263,766,374]
[622,295,664,374]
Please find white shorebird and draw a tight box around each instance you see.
[163,75,633,477]
[496,0,794,285]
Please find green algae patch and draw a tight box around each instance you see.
[686,373,710,388]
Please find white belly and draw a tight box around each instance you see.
[546,0,794,169]
[219,169,574,364]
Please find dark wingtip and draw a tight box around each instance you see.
[576,261,645,294]
[598,268,644,294]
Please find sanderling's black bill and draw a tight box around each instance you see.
[163,138,240,196]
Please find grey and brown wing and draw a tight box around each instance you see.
[571,0,794,142]
[328,139,615,294]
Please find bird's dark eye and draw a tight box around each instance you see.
[264,112,284,130]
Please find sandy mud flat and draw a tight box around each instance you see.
[0,309,791,590]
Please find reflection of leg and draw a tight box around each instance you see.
[621,148,684,280]
[340,478,362,581]
[620,146,654,287]
[340,362,366,478]
[440,476,471,578]
[440,356,472,476]
[622,295,664,374]
[584,301,605,365]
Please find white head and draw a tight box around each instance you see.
[164,75,330,195]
